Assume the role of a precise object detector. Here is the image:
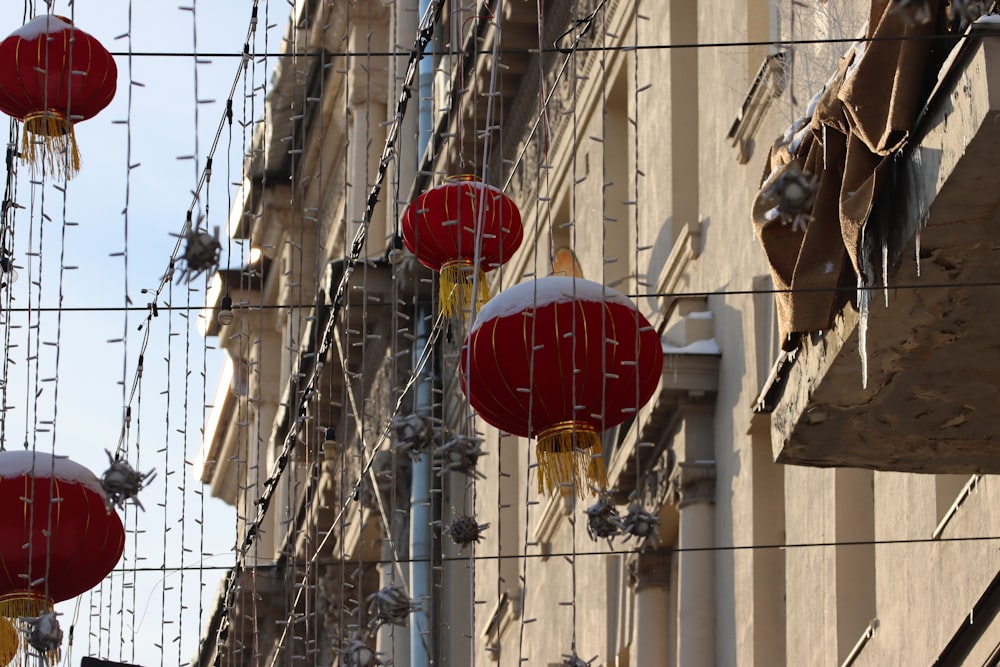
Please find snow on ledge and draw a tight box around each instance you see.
[662,337,721,355]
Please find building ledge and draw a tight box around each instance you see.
[765,25,1000,473]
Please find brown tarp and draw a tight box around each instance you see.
[752,0,943,349]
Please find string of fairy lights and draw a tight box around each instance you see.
[0,2,269,665]
[0,0,996,666]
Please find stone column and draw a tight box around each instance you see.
[632,549,673,666]
[670,459,717,667]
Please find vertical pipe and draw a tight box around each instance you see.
[412,1,434,663]
[409,303,433,667]
[417,0,433,158]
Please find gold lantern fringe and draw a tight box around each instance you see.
[439,259,491,317]
[0,592,57,667]
[21,111,81,180]
[0,618,16,667]
[535,421,607,497]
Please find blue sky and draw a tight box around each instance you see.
[0,3,278,664]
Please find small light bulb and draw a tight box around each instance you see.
[322,427,337,461]
[387,248,405,265]
[0,255,17,284]
[217,295,234,326]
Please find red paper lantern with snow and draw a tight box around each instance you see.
[460,276,663,496]
[0,450,125,662]
[401,175,523,316]
[0,15,118,179]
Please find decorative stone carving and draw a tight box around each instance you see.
[667,460,717,509]
[629,549,673,592]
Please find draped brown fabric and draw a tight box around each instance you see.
[752,0,943,349]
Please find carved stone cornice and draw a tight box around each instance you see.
[667,460,716,509]
[630,548,673,591]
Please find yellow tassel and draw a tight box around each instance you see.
[21,111,81,180]
[0,617,16,667]
[0,594,51,621]
[535,421,606,497]
[439,260,491,317]
[0,593,56,667]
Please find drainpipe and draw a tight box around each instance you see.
[417,0,433,157]
[409,3,435,665]
[409,303,433,667]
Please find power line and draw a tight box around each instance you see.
[103,30,988,59]
[1,279,999,313]
[108,531,1000,575]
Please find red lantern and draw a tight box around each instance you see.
[402,175,523,317]
[0,15,118,179]
[461,276,663,496]
[0,451,125,661]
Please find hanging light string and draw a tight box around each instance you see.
[515,0,587,661]
[630,0,649,503]
[333,3,355,662]
[265,302,449,665]
[20,9,73,661]
[284,0,317,657]
[73,0,145,656]
[204,3,445,665]
[175,2,209,660]
[0,121,21,449]
[462,2,509,662]
[112,0,142,660]
[243,2,267,664]
[503,0,603,193]
[197,6,242,659]
[112,0,260,459]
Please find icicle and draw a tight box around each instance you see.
[858,225,872,389]
[858,276,870,390]
[882,236,889,308]
[822,124,828,170]
[911,147,925,279]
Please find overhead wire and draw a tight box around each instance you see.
[101,527,1000,573]
[99,29,997,59]
[0,2,992,664]
[8,276,1000,316]
[203,2,447,663]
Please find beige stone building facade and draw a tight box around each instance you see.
[195,1,1000,665]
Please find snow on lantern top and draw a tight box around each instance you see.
[0,449,125,663]
[461,276,663,497]
[0,15,118,179]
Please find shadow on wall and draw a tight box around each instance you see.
[643,216,674,311]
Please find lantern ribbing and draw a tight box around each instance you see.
[402,175,523,317]
[0,15,118,179]
[461,277,663,497]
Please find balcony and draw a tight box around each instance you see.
[760,24,1000,473]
